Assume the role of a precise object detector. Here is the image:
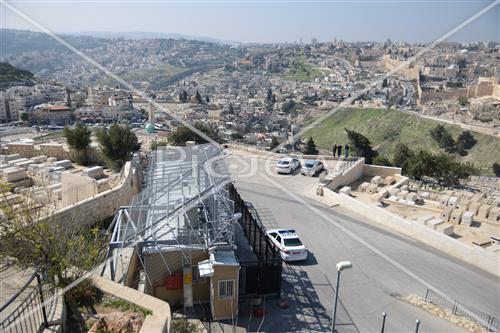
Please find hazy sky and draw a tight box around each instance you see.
[1,0,499,43]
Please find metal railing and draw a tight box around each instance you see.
[229,183,282,298]
[425,289,499,331]
[0,271,56,333]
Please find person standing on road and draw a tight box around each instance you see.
[345,144,350,158]
[332,144,337,157]
[337,144,342,157]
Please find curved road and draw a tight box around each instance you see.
[228,152,499,333]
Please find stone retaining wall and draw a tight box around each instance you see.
[324,158,365,190]
[51,157,141,226]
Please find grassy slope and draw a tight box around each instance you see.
[305,108,500,172]
[0,62,34,81]
[283,66,323,81]
[0,62,35,89]
[282,58,324,82]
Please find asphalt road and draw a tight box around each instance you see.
[227,152,499,333]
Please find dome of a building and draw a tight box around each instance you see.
[145,123,155,133]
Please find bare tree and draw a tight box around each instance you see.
[0,182,107,287]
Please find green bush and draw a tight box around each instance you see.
[169,122,219,146]
[493,163,500,177]
[302,136,319,155]
[345,128,378,164]
[171,318,200,333]
[391,143,477,185]
[102,297,152,316]
[65,279,102,306]
[372,155,392,167]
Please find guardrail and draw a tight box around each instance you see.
[0,271,57,333]
[425,289,499,331]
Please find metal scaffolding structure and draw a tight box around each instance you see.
[102,144,236,281]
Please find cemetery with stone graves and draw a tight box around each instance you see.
[337,169,499,254]
[0,141,127,219]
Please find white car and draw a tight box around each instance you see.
[275,157,300,174]
[301,160,324,177]
[266,229,308,262]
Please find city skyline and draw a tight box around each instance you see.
[1,0,499,44]
[1,0,499,331]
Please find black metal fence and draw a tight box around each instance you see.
[425,289,499,331]
[0,271,56,333]
[229,183,282,298]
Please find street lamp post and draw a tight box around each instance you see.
[331,261,352,333]
[414,320,421,333]
[380,312,387,333]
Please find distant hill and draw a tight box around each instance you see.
[0,29,241,57]
[0,29,106,55]
[0,62,35,90]
[0,29,244,86]
[64,31,243,45]
[305,107,500,173]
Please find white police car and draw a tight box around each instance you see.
[266,229,308,262]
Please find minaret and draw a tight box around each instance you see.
[149,104,155,125]
[66,87,72,108]
[145,104,155,134]
[128,94,133,110]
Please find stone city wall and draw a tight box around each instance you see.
[419,89,468,105]
[492,81,500,100]
[382,55,420,81]
[467,82,494,99]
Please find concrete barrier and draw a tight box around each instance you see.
[323,188,499,277]
[363,164,402,177]
[93,275,171,333]
[226,144,359,161]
